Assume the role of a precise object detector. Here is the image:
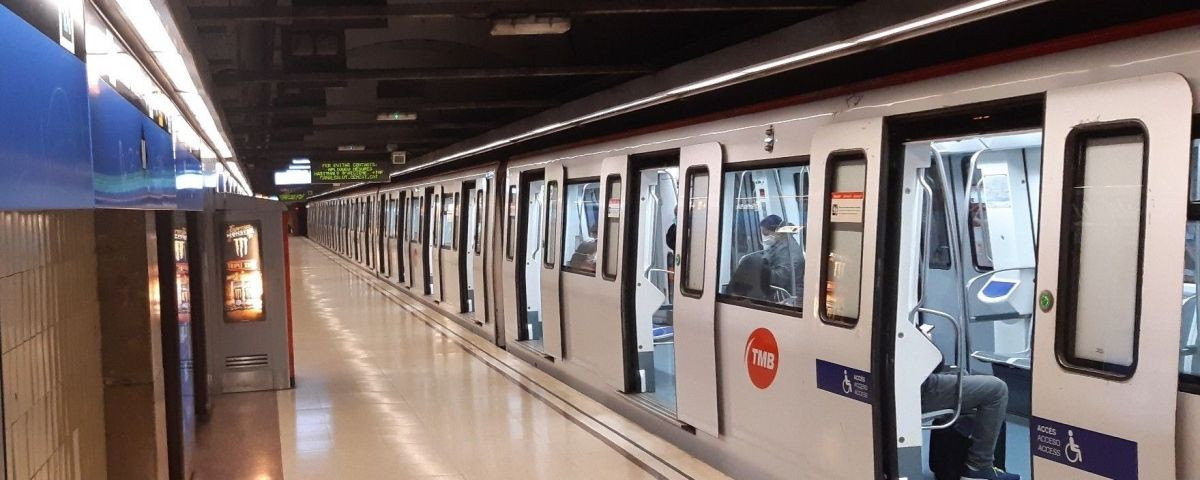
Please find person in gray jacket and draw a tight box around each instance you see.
[758,215,803,298]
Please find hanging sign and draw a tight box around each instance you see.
[815,359,871,403]
[221,222,266,323]
[830,191,865,223]
[311,161,387,183]
[744,328,779,389]
[1032,416,1137,479]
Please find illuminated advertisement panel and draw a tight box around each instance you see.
[174,227,191,319]
[222,221,265,323]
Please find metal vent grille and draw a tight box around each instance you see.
[225,354,269,370]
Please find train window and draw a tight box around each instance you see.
[1181,129,1200,391]
[562,180,601,275]
[543,181,559,267]
[441,194,455,249]
[820,152,867,327]
[408,196,422,241]
[717,163,808,312]
[474,189,485,256]
[681,168,709,296]
[1057,125,1147,378]
[506,185,517,260]
[602,176,622,281]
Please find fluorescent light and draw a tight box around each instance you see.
[338,145,366,152]
[491,16,571,36]
[274,169,312,186]
[292,158,311,165]
[115,0,242,191]
[376,112,418,121]
[289,164,311,170]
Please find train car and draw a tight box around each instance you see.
[309,23,1200,480]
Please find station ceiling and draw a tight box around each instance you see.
[173,0,855,193]
[170,1,1199,195]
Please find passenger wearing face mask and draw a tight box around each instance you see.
[759,214,804,298]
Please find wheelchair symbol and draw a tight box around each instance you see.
[1065,430,1083,464]
[841,370,853,394]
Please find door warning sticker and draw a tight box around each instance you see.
[1032,416,1137,480]
[815,359,871,403]
[744,328,779,389]
[830,192,865,223]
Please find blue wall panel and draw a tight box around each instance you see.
[174,148,203,211]
[0,5,94,209]
[90,81,150,207]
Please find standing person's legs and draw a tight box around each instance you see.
[921,374,1009,469]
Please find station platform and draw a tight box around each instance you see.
[194,239,728,480]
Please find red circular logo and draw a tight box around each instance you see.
[745,328,779,389]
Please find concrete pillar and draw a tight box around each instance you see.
[94,210,168,480]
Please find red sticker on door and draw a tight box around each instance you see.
[745,328,779,389]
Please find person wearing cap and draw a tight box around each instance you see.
[758,214,804,298]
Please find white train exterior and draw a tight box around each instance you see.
[309,23,1200,480]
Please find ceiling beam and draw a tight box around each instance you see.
[215,65,653,85]
[189,2,845,23]
[222,99,557,115]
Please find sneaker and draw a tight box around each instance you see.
[960,465,1020,480]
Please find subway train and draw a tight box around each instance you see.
[307,23,1200,480]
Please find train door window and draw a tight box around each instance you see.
[441,194,455,249]
[543,181,559,267]
[408,196,422,241]
[602,176,622,281]
[1058,125,1147,377]
[474,189,485,256]
[520,177,546,347]
[820,152,867,326]
[1180,126,1199,391]
[464,184,478,314]
[681,168,709,295]
[562,180,601,275]
[626,161,679,411]
[716,163,809,311]
[506,185,518,260]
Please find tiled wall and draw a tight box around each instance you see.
[0,211,107,480]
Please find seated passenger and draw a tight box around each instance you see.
[923,370,1019,480]
[759,215,804,296]
[726,254,772,301]
[567,225,598,271]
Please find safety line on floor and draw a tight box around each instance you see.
[305,240,723,480]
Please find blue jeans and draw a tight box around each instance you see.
[922,374,1009,469]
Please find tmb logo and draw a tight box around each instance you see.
[744,328,779,389]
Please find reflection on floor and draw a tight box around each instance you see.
[192,391,285,480]
[651,343,677,409]
[920,415,1032,479]
[281,241,657,479]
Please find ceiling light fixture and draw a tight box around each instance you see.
[490,16,571,36]
[292,158,311,165]
[377,112,418,122]
[114,0,247,193]
[337,145,366,152]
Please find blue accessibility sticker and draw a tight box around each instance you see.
[1031,416,1137,480]
[815,359,871,403]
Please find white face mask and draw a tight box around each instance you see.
[762,236,777,247]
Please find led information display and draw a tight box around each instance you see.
[278,192,309,202]
[222,221,266,323]
[312,161,387,183]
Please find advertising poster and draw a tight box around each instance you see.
[222,221,266,323]
[173,227,191,320]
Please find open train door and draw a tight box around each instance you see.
[1029,74,1191,480]
[541,164,566,358]
[804,117,883,478]
[472,178,489,324]
[673,143,722,436]
[430,187,444,302]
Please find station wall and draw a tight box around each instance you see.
[0,211,108,479]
